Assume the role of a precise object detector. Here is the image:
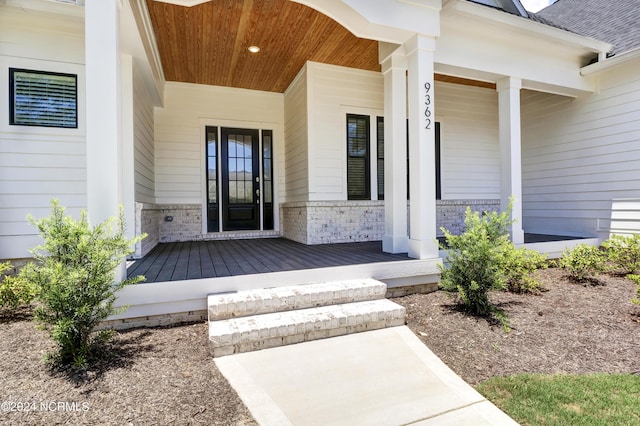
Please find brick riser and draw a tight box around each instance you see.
[208,279,406,357]
[209,299,405,357]
[208,279,386,321]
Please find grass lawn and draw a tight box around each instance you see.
[476,373,640,426]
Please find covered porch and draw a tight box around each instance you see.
[128,233,594,284]
[112,233,596,327]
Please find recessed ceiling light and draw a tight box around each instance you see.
[248,46,260,53]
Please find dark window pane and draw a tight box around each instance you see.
[10,68,77,128]
[347,157,367,199]
[377,116,384,200]
[347,114,370,200]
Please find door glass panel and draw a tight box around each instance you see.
[262,130,274,229]
[205,126,219,232]
[228,133,253,205]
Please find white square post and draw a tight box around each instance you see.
[381,47,409,254]
[497,77,525,244]
[405,35,439,259]
[85,0,126,280]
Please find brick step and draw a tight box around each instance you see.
[208,299,406,357]
[208,279,387,321]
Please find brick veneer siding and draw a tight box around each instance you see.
[436,199,501,236]
[281,201,385,244]
[281,199,501,244]
[134,199,501,253]
[134,203,160,258]
[135,203,280,254]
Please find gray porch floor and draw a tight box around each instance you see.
[127,233,582,284]
[127,239,411,283]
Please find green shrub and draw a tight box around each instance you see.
[439,201,514,330]
[500,245,548,294]
[601,234,640,275]
[19,201,145,368]
[628,274,640,306]
[0,262,37,311]
[559,244,605,282]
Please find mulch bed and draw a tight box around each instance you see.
[0,314,255,425]
[394,267,640,385]
[1,267,638,424]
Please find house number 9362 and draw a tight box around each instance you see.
[424,82,432,130]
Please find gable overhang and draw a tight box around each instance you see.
[294,0,441,44]
[453,0,612,57]
[435,0,614,97]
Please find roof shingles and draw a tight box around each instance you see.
[535,0,640,55]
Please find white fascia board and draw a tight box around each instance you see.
[344,0,441,37]
[453,0,613,55]
[125,0,166,106]
[581,47,640,76]
[294,0,436,44]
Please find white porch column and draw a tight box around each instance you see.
[381,48,408,254]
[405,35,439,259]
[85,0,125,279]
[497,77,525,244]
[121,54,136,243]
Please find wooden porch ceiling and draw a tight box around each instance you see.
[146,0,380,93]
[146,0,497,93]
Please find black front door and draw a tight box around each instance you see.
[221,128,260,230]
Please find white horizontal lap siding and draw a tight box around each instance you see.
[133,64,155,204]
[522,60,640,237]
[307,62,383,200]
[154,82,285,205]
[0,6,86,259]
[435,82,500,200]
[284,66,309,202]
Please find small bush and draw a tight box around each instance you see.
[601,234,640,275]
[559,244,605,282]
[439,201,514,330]
[19,201,145,368]
[500,246,548,294]
[0,262,37,311]
[628,274,640,306]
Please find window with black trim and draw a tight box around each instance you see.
[10,68,78,128]
[376,116,384,200]
[378,119,441,201]
[346,114,370,200]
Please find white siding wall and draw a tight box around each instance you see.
[0,6,86,259]
[522,57,640,237]
[304,63,500,202]
[154,82,285,205]
[133,64,155,204]
[435,82,500,200]
[307,62,384,200]
[283,65,309,202]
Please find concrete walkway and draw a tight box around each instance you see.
[215,326,518,425]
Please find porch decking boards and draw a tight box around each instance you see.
[128,239,411,283]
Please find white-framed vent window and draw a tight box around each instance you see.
[9,68,78,128]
